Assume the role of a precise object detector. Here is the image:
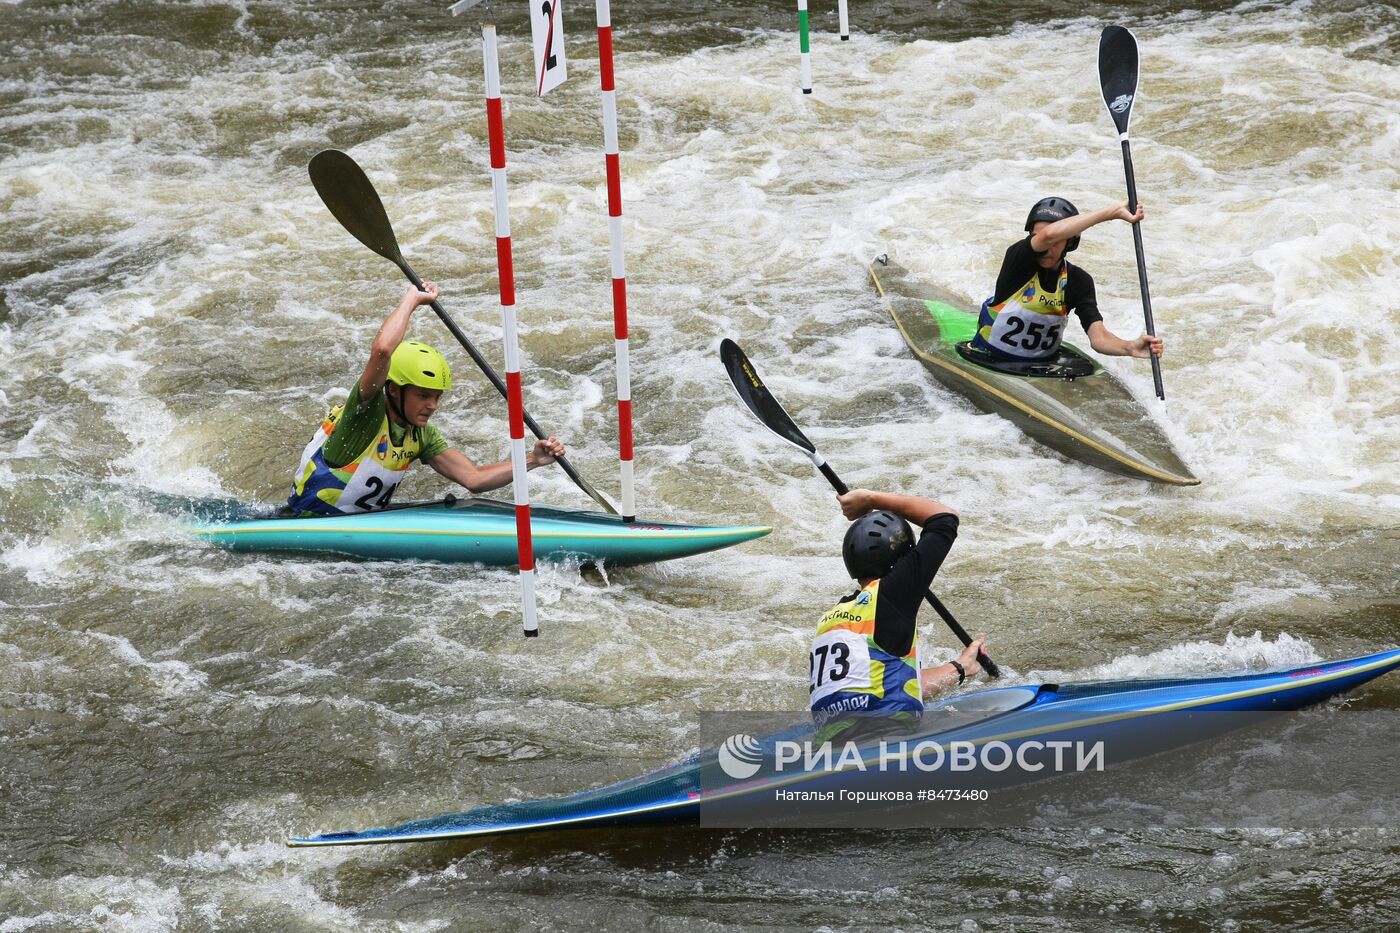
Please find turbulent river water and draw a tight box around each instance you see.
[3,0,1399,929]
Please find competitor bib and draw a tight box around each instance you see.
[972,260,1072,361]
[809,628,874,706]
[986,307,1067,358]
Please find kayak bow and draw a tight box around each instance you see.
[869,255,1197,485]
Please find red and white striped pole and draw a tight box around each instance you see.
[483,24,539,637]
[594,0,636,524]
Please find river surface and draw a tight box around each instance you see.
[2,0,1399,929]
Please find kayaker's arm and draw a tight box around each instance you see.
[424,437,566,494]
[869,513,960,659]
[358,282,441,402]
[920,634,987,697]
[841,487,961,663]
[1030,200,1143,253]
[837,489,957,526]
[1086,321,1165,359]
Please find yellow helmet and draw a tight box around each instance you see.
[387,341,452,392]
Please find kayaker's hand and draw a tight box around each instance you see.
[405,281,440,308]
[527,436,565,468]
[838,489,876,520]
[958,634,987,678]
[1114,200,1145,224]
[1128,334,1164,359]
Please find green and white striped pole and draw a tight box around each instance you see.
[839,0,849,40]
[797,0,812,93]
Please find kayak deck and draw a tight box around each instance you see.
[869,255,1198,485]
[191,496,771,567]
[287,647,1400,845]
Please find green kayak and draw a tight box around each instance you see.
[190,496,771,567]
[870,255,1198,486]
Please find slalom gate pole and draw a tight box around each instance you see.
[594,0,636,523]
[838,0,849,40]
[483,24,540,637]
[797,0,812,93]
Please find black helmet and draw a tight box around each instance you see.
[842,510,914,580]
[1025,196,1080,252]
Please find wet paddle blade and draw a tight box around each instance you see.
[720,339,818,457]
[308,149,405,265]
[1098,25,1139,137]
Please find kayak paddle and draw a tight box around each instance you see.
[1098,25,1166,402]
[308,149,618,516]
[719,338,999,678]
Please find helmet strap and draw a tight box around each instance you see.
[385,382,408,426]
[384,382,421,442]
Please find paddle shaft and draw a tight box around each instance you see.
[1118,138,1165,401]
[815,458,1000,679]
[395,258,618,515]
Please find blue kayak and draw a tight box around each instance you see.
[287,647,1400,845]
[191,496,771,567]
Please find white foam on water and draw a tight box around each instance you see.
[162,837,323,876]
[1024,631,1323,685]
[1210,573,1335,625]
[0,538,75,586]
[86,631,210,695]
[0,870,182,933]
[227,873,367,930]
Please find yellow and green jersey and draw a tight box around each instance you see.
[286,383,449,516]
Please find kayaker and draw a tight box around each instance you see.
[286,281,565,516]
[810,488,986,742]
[970,197,1165,363]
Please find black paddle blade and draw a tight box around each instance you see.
[1098,25,1139,137]
[719,338,817,456]
[308,149,405,265]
